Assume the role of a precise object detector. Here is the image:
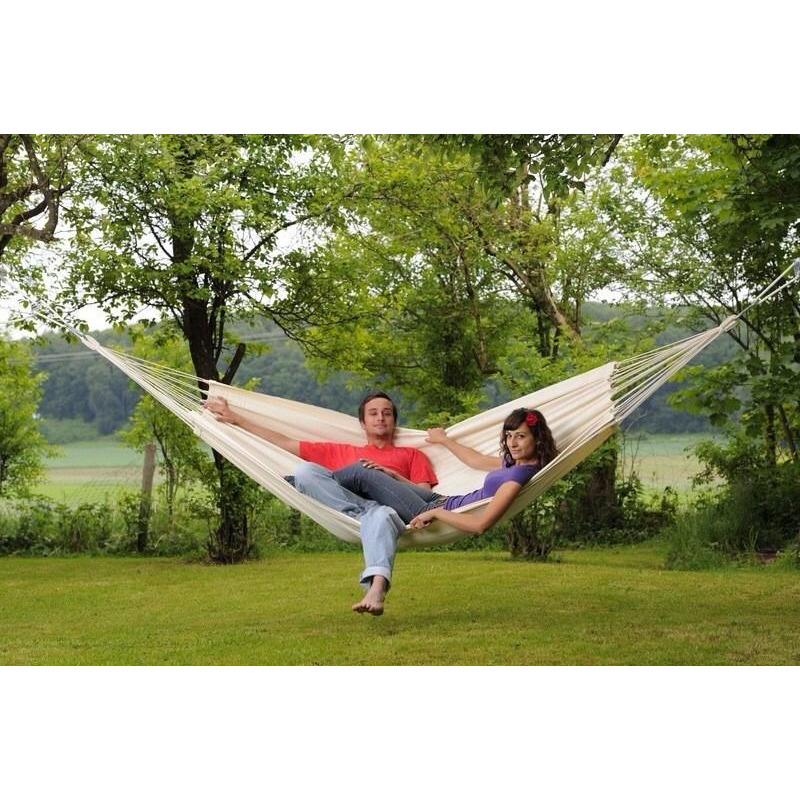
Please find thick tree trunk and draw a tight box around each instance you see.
[183,314,252,563]
[578,448,619,530]
[505,503,554,560]
[207,452,252,563]
[167,137,251,565]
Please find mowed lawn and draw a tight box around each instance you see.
[2,542,799,665]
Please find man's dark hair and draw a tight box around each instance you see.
[358,391,398,422]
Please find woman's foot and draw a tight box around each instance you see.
[352,576,387,616]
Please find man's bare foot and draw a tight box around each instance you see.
[353,577,387,616]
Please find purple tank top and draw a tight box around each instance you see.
[443,463,540,511]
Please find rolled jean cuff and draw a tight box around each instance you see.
[360,566,392,589]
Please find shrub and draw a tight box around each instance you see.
[686,435,800,555]
[0,497,117,555]
[114,487,217,557]
[774,535,800,570]
[62,502,115,552]
[249,495,354,554]
[663,501,730,570]
[664,462,800,571]
[0,497,63,554]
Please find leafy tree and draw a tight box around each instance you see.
[301,137,629,414]
[0,134,78,264]
[60,134,350,562]
[302,138,516,421]
[426,134,623,202]
[599,135,800,464]
[0,338,50,497]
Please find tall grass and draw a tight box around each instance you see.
[664,477,798,570]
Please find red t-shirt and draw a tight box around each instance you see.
[298,441,438,486]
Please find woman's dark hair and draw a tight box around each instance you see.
[499,407,557,467]
[358,391,398,422]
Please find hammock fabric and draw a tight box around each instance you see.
[44,311,744,548]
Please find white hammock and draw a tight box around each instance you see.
[34,261,798,548]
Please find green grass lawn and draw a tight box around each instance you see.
[2,541,798,665]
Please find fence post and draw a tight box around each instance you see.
[137,442,157,552]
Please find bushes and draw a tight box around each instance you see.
[775,536,800,570]
[117,489,211,557]
[664,435,800,569]
[0,489,357,558]
[0,498,114,555]
[542,441,677,551]
[0,493,210,557]
[249,495,355,555]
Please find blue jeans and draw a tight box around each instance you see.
[293,462,406,590]
[333,463,445,524]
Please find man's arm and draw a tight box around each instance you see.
[204,397,300,456]
[358,458,432,490]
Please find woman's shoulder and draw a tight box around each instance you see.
[501,462,540,476]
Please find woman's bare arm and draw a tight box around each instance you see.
[425,427,501,471]
[409,480,522,534]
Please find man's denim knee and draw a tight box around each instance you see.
[334,462,371,493]
[361,504,405,536]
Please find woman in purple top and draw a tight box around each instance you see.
[334,408,557,536]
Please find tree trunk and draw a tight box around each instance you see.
[505,503,553,560]
[207,452,253,563]
[764,403,777,467]
[181,302,251,563]
[554,444,621,540]
[166,137,253,565]
[579,447,619,530]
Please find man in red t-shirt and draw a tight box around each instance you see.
[204,391,438,615]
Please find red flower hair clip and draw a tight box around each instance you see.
[525,411,538,426]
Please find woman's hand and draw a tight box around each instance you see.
[203,397,239,425]
[409,509,439,528]
[425,427,449,445]
[359,458,402,481]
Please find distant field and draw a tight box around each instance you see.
[39,438,145,505]
[620,432,718,492]
[38,433,716,505]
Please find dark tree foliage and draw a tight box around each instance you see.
[426,134,623,201]
[0,134,77,263]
